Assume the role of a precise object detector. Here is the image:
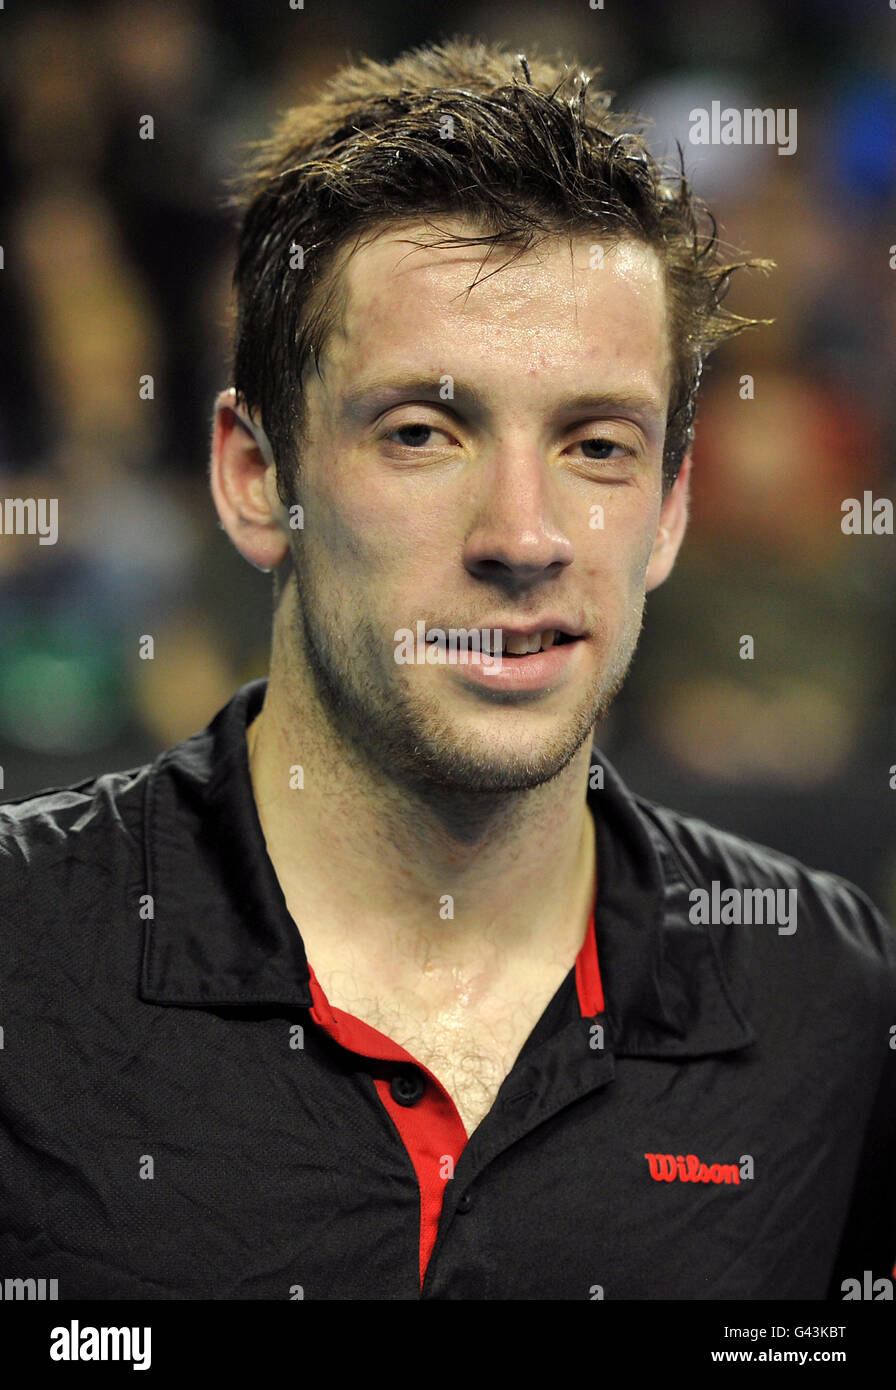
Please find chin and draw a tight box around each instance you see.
[405,727,590,795]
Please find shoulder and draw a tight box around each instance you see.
[635,793,896,992]
[0,763,150,884]
[0,764,157,1019]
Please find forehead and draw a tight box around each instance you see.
[319,221,671,405]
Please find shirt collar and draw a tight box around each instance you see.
[140,678,754,1057]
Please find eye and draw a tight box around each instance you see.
[383,421,458,449]
[570,437,632,461]
[391,423,437,447]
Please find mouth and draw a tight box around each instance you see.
[493,630,579,657]
[424,628,582,657]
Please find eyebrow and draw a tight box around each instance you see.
[339,376,667,427]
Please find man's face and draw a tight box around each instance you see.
[283,223,681,793]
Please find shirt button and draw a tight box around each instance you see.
[390,1067,426,1106]
[457,1191,473,1214]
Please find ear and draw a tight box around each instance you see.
[208,388,291,573]
[645,453,691,592]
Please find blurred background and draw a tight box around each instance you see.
[0,0,894,918]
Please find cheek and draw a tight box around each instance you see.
[301,471,384,576]
[303,473,448,611]
[633,527,660,585]
[582,510,659,597]
[618,498,664,583]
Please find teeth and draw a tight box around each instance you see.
[503,629,558,655]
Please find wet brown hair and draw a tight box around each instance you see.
[227,35,771,495]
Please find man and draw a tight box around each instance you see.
[1,38,894,1301]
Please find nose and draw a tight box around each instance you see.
[463,438,574,584]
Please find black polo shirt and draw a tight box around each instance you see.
[1,677,894,1300]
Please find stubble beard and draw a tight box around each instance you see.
[289,539,644,798]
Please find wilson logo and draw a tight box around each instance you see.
[645,1153,753,1185]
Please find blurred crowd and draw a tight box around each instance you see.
[1,0,894,916]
